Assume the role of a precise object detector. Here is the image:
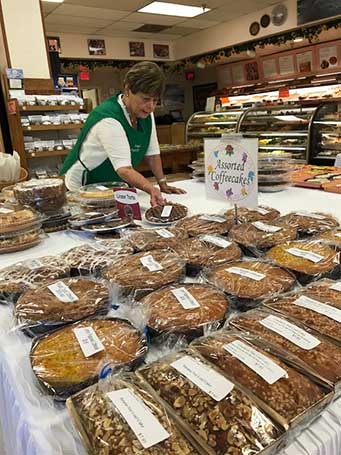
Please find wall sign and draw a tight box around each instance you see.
[296,51,313,72]
[319,45,338,70]
[279,54,295,75]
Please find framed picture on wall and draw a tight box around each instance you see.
[153,44,169,59]
[192,82,218,112]
[129,41,145,57]
[47,36,61,53]
[88,39,106,56]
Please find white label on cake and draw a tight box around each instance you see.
[201,234,232,248]
[0,207,14,214]
[155,228,175,238]
[73,326,104,357]
[107,388,170,449]
[171,355,234,401]
[26,259,44,269]
[85,212,101,216]
[330,281,341,292]
[226,266,265,281]
[171,287,200,310]
[252,221,282,233]
[199,214,226,223]
[286,247,324,263]
[257,207,270,215]
[294,296,341,323]
[48,281,79,302]
[260,315,320,350]
[161,205,172,218]
[295,212,326,220]
[140,255,163,272]
[224,340,287,385]
[335,233,341,238]
[96,185,108,191]
[90,241,107,252]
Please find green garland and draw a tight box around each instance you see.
[61,18,341,74]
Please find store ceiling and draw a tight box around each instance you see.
[43,0,280,39]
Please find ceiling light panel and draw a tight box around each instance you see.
[138,1,210,17]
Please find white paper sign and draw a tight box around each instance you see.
[260,315,320,350]
[257,207,270,215]
[286,247,324,263]
[296,51,313,73]
[252,221,282,233]
[224,340,287,385]
[201,234,232,248]
[171,355,234,401]
[171,287,200,310]
[155,228,175,238]
[199,214,226,223]
[205,136,258,209]
[0,207,14,214]
[295,212,326,220]
[262,58,278,78]
[226,266,265,281]
[26,259,44,269]
[161,205,172,218]
[107,388,170,449]
[73,326,104,357]
[330,281,341,292]
[335,233,341,238]
[319,46,338,69]
[294,296,341,323]
[140,255,163,272]
[279,55,295,75]
[48,281,78,302]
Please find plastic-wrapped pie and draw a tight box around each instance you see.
[0,203,40,234]
[190,331,329,430]
[124,226,188,252]
[138,351,282,455]
[77,182,125,201]
[15,277,110,335]
[103,250,185,294]
[13,178,66,213]
[263,279,341,345]
[225,206,280,224]
[266,240,340,283]
[230,309,341,393]
[203,260,295,309]
[68,209,119,228]
[175,214,233,237]
[62,240,134,276]
[277,211,339,235]
[0,225,43,254]
[31,318,147,400]
[145,203,188,224]
[67,375,197,455]
[81,218,134,233]
[313,229,341,249]
[140,283,229,338]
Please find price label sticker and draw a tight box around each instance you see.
[0,207,14,214]
[199,214,226,223]
[96,185,109,191]
[155,228,175,238]
[26,259,44,270]
[171,287,200,310]
[48,281,79,302]
[335,233,341,238]
[201,234,232,248]
[161,205,173,218]
[286,247,324,263]
[330,281,341,292]
[252,221,282,233]
[140,255,163,272]
[295,212,326,220]
[73,326,105,357]
[257,208,270,215]
[226,266,265,281]
[294,295,341,323]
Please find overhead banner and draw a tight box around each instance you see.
[205,135,258,209]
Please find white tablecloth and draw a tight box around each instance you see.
[0,180,340,455]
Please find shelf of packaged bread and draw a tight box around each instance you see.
[27,149,70,158]
[23,123,82,132]
[20,105,83,112]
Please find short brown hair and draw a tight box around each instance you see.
[123,62,165,98]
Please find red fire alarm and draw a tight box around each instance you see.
[185,71,195,81]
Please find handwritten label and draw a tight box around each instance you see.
[96,185,108,191]
[199,214,226,223]
[171,355,234,401]
[26,259,44,269]
[286,247,324,263]
[48,281,78,302]
[260,315,320,350]
[226,266,265,281]
[140,255,163,272]
[73,326,105,357]
[161,205,173,218]
[201,234,232,248]
[155,228,175,238]
[107,388,170,449]
[224,340,287,385]
[171,287,200,310]
[330,281,341,292]
[252,221,282,233]
[0,207,14,214]
[295,212,326,220]
[294,295,341,323]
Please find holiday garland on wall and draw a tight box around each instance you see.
[61,18,341,75]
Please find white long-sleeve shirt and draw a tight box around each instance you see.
[65,94,160,191]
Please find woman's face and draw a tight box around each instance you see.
[126,90,158,118]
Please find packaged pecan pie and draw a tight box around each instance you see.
[224,206,280,224]
[31,318,147,400]
[123,226,188,252]
[277,211,339,236]
[67,375,198,455]
[137,351,283,455]
[140,283,230,339]
[0,203,41,234]
[190,331,331,430]
[313,229,341,250]
[144,203,188,225]
[175,214,233,237]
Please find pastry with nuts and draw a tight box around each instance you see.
[224,206,280,224]
[175,214,233,237]
[277,211,339,235]
[0,203,40,234]
[125,226,188,252]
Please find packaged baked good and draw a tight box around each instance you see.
[77,182,126,202]
[224,206,280,224]
[230,309,341,393]
[0,203,41,234]
[277,211,339,236]
[123,226,188,252]
[190,331,330,430]
[0,225,44,254]
[15,277,110,335]
[103,250,185,295]
[68,209,119,228]
[31,318,147,400]
[13,178,66,213]
[266,240,340,284]
[263,279,341,345]
[313,229,341,250]
[140,283,229,339]
[172,236,242,276]
[41,209,71,233]
[203,260,295,310]
[145,203,188,224]
[62,240,134,276]
[67,375,197,455]
[138,351,283,454]
[175,214,233,237]
[81,218,135,234]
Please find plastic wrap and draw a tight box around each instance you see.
[139,283,230,339]
[30,318,147,400]
[13,178,66,213]
[123,226,188,252]
[15,277,110,336]
[77,182,126,203]
[202,260,296,310]
[229,309,341,393]
[277,211,340,236]
[0,203,41,234]
[81,218,135,233]
[266,240,340,284]
[62,240,134,276]
[258,152,293,193]
[313,229,341,250]
[224,206,280,224]
[263,279,341,345]
[189,331,331,430]
[175,214,233,237]
[171,237,242,276]
[137,350,283,455]
[103,249,186,295]
[66,374,198,455]
[68,209,119,228]
[41,209,71,233]
[0,225,45,253]
[144,203,188,225]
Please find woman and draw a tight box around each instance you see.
[61,61,186,206]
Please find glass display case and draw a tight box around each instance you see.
[309,101,341,165]
[237,104,318,162]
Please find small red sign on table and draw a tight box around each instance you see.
[113,187,142,220]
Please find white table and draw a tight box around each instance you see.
[0,181,340,455]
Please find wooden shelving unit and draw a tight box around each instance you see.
[27,149,70,159]
[20,104,83,112]
[23,124,82,132]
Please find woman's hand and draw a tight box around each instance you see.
[159,182,187,194]
[150,187,167,207]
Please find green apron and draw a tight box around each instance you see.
[60,95,152,185]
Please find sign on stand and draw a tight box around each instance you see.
[205,135,258,209]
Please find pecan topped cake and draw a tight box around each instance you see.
[145,203,188,224]
[175,214,233,237]
[225,206,280,224]
[277,211,339,235]
[125,226,188,251]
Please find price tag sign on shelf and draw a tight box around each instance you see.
[205,135,258,209]
[113,188,142,220]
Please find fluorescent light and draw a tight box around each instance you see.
[42,0,64,3]
[138,2,210,17]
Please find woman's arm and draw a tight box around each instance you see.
[144,154,186,194]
